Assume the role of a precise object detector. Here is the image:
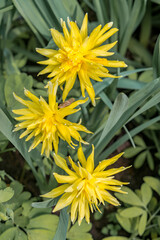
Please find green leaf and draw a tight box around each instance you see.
[0,109,41,188]
[143,177,160,195]
[0,227,17,240]
[15,229,28,240]
[134,150,147,168]
[102,237,129,240]
[32,199,57,209]
[27,229,55,240]
[141,183,152,206]
[153,35,160,78]
[0,187,14,203]
[134,136,146,147]
[120,207,144,218]
[116,213,132,233]
[124,146,144,158]
[53,208,69,240]
[67,220,92,240]
[14,216,29,228]
[138,212,147,236]
[4,73,33,113]
[27,214,59,232]
[99,115,160,161]
[115,186,143,206]
[97,93,128,145]
[147,151,154,170]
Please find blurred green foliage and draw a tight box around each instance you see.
[0,0,160,239]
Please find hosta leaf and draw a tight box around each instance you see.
[120,207,144,218]
[138,212,147,236]
[115,186,143,206]
[141,183,152,206]
[144,177,160,195]
[0,187,14,203]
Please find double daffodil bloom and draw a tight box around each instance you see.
[12,82,91,157]
[37,14,127,106]
[42,145,129,225]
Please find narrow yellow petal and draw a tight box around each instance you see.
[85,85,95,106]
[86,145,94,173]
[53,173,78,183]
[41,184,70,198]
[71,197,79,223]
[96,28,118,46]
[80,13,88,40]
[54,154,76,176]
[77,143,86,167]
[94,152,124,173]
[51,28,67,49]
[36,48,57,57]
[62,73,77,102]
[53,191,77,212]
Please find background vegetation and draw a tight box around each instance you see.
[0,0,160,239]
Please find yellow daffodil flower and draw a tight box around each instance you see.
[36,14,127,106]
[12,81,91,157]
[42,145,129,225]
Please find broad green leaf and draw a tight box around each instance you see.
[53,208,69,240]
[14,216,29,228]
[27,229,55,240]
[116,213,132,233]
[0,227,16,240]
[67,220,92,240]
[153,35,160,78]
[144,177,160,196]
[4,73,33,113]
[134,150,147,168]
[103,237,128,240]
[138,212,147,236]
[27,214,59,232]
[148,197,157,212]
[134,136,146,147]
[15,229,28,240]
[141,183,152,206]
[147,151,154,170]
[115,186,143,206]
[120,207,144,218]
[0,187,14,203]
[124,146,144,158]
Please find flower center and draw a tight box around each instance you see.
[58,47,84,72]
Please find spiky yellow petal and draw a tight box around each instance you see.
[43,145,129,225]
[37,14,127,105]
[12,82,91,157]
